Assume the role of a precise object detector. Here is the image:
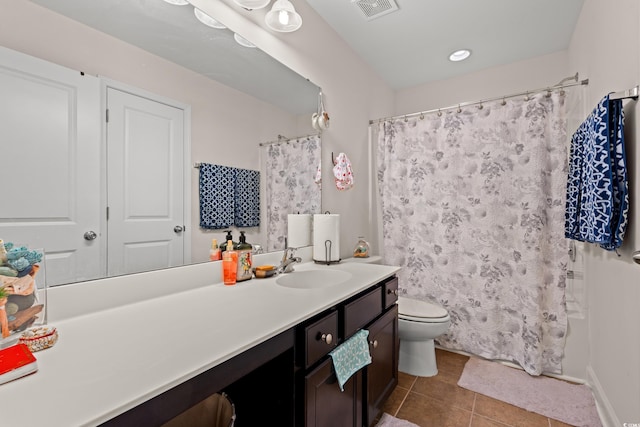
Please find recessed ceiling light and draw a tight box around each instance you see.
[449,49,471,62]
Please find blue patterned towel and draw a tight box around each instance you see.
[329,329,372,391]
[199,164,236,229]
[565,95,629,250]
[234,168,260,227]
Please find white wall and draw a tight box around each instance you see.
[395,50,571,115]
[568,0,640,425]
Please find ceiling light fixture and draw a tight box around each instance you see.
[194,8,227,29]
[449,49,471,62]
[234,33,257,48]
[265,0,302,32]
[162,0,190,5]
[233,0,271,10]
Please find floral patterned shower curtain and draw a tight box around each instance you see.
[376,93,569,375]
[262,135,321,251]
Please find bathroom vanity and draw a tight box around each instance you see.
[0,256,400,427]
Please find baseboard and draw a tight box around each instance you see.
[586,365,620,427]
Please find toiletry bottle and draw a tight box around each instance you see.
[222,240,238,285]
[209,238,221,261]
[235,231,253,282]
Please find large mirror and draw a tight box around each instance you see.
[0,0,321,286]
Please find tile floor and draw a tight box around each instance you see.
[381,348,575,427]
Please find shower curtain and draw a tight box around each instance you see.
[376,92,569,375]
[262,135,321,251]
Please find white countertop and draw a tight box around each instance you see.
[0,258,399,426]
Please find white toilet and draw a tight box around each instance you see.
[397,296,451,377]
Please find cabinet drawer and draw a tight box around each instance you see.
[343,287,382,338]
[383,277,399,309]
[305,311,338,368]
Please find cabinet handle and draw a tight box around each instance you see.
[369,340,378,349]
[321,333,333,345]
[387,289,398,296]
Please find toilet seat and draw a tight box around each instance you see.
[398,296,449,323]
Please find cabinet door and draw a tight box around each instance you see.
[305,358,362,427]
[365,306,399,426]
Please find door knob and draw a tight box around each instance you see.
[320,333,333,345]
[174,225,184,233]
[84,231,97,241]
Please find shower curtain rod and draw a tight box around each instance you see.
[369,78,590,125]
[258,133,320,147]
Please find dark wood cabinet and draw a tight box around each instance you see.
[304,359,363,427]
[297,275,399,427]
[365,305,399,426]
[110,275,398,427]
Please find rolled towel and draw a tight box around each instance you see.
[329,329,372,391]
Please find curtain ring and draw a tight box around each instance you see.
[477,102,483,110]
[524,91,530,101]
[437,109,442,117]
[404,115,408,122]
[545,88,552,98]
[501,97,506,106]
[419,112,424,120]
[457,104,462,113]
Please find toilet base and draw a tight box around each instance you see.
[399,338,438,377]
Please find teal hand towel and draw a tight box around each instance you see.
[329,329,372,391]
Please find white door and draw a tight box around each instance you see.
[0,46,102,286]
[106,88,185,277]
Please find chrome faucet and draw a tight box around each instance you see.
[279,247,302,273]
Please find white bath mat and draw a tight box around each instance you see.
[458,357,602,427]
[375,412,420,427]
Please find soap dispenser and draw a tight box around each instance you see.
[219,230,236,253]
[236,231,253,282]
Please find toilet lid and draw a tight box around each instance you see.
[398,296,448,319]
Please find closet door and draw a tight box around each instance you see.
[0,46,102,286]
[106,87,185,277]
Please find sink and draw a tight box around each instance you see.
[275,269,352,289]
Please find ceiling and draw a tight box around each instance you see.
[28,0,585,107]
[305,0,585,90]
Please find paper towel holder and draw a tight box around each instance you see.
[314,239,341,265]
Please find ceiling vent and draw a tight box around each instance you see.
[351,0,399,21]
